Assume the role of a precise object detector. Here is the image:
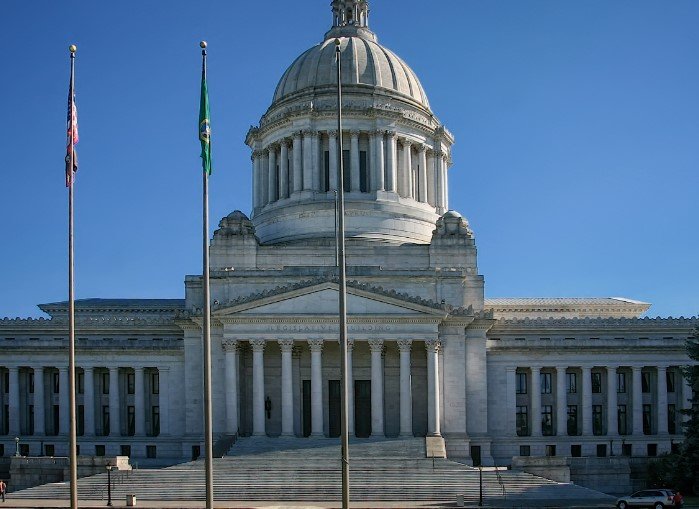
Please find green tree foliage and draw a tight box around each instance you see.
[680,326,699,494]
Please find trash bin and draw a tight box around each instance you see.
[126,494,137,506]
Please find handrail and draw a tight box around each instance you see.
[494,464,507,499]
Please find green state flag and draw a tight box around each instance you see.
[199,70,212,175]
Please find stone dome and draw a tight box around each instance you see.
[273,35,430,110]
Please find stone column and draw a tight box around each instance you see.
[8,367,19,435]
[252,152,261,209]
[292,131,303,194]
[267,145,277,203]
[442,154,449,210]
[278,339,294,436]
[555,366,567,436]
[308,339,324,436]
[58,367,69,435]
[83,366,95,436]
[425,339,441,436]
[373,130,385,191]
[656,366,668,434]
[303,131,313,191]
[33,367,45,436]
[159,367,170,435]
[251,339,266,436]
[369,339,385,437]
[108,367,120,437]
[279,140,289,199]
[328,130,338,191]
[581,366,592,436]
[347,340,355,436]
[385,131,397,192]
[261,150,269,206]
[223,340,239,435]
[434,151,444,211]
[134,367,145,436]
[397,340,413,436]
[427,150,436,206]
[417,144,428,203]
[350,131,360,192]
[632,366,643,435]
[506,367,517,436]
[607,366,618,436]
[311,131,321,191]
[403,141,413,198]
[530,366,542,436]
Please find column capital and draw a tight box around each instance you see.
[250,339,266,352]
[349,130,360,138]
[506,366,517,373]
[267,143,278,153]
[655,365,668,371]
[555,365,567,372]
[133,366,144,373]
[301,129,314,136]
[368,338,384,353]
[424,338,441,352]
[278,339,295,352]
[327,130,338,138]
[402,139,413,148]
[396,339,413,352]
[307,338,324,353]
[631,365,643,371]
[292,130,303,139]
[373,129,384,136]
[606,365,619,372]
[530,366,541,373]
[280,137,291,147]
[222,339,239,352]
[385,130,396,138]
[418,143,427,153]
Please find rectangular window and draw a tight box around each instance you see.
[323,150,330,192]
[540,373,552,394]
[127,406,135,436]
[359,150,368,192]
[45,444,55,457]
[591,372,602,393]
[519,445,530,457]
[121,445,131,457]
[617,372,626,393]
[77,371,84,395]
[668,404,676,435]
[567,405,578,436]
[618,405,628,435]
[102,372,109,395]
[666,371,675,393]
[647,443,657,457]
[592,405,603,435]
[570,444,582,457]
[151,406,160,436]
[102,405,110,436]
[77,405,84,436]
[516,372,527,394]
[127,373,135,395]
[545,445,556,457]
[542,405,553,436]
[3,372,8,393]
[516,406,528,436]
[596,444,607,457]
[53,372,60,394]
[643,404,652,434]
[567,373,577,394]
[622,443,632,456]
[342,150,350,191]
[641,371,651,393]
[146,445,157,459]
[28,405,34,435]
[95,445,105,457]
[28,372,34,394]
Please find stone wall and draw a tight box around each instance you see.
[569,457,632,495]
[9,456,130,493]
[511,456,570,483]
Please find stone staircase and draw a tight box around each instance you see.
[9,437,615,506]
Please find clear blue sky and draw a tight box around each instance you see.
[1,0,697,319]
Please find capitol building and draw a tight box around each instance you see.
[1,0,695,469]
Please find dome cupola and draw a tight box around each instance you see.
[245,1,455,245]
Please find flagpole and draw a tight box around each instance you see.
[67,43,79,509]
[335,38,350,509]
[200,40,215,509]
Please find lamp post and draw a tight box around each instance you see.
[14,437,20,457]
[106,465,113,506]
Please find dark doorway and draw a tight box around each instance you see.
[329,380,341,438]
[354,380,371,438]
[302,380,311,437]
[471,445,482,467]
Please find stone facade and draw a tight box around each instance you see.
[0,1,696,468]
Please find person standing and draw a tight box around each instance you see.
[0,479,6,502]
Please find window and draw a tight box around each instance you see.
[77,405,84,436]
[643,404,652,434]
[567,373,577,394]
[617,372,626,393]
[647,443,657,457]
[101,406,110,436]
[28,372,34,393]
[591,372,602,393]
[542,405,553,436]
[19,444,29,456]
[3,372,8,393]
[45,444,55,457]
[666,371,675,393]
[516,406,528,436]
[0,444,4,456]
[342,150,350,191]
[668,404,676,435]
[540,373,552,394]
[641,371,651,393]
[545,445,556,457]
[567,405,578,436]
[519,445,530,457]
[146,445,157,459]
[622,443,632,456]
[359,150,368,192]
[53,372,60,394]
[151,406,160,436]
[127,406,135,436]
[77,371,84,394]
[596,444,607,457]
[120,445,131,457]
[95,445,105,457]
[28,405,34,435]
[570,444,582,457]
[127,373,135,395]
[192,445,201,461]
[102,372,110,394]
[592,405,603,435]
[151,373,160,395]
[516,372,527,394]
[618,405,628,435]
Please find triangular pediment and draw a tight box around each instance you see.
[212,281,445,317]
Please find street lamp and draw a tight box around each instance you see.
[106,465,113,506]
[14,437,20,457]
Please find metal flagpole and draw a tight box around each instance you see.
[200,41,215,509]
[335,38,350,509]
[67,43,79,509]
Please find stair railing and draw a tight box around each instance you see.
[494,464,507,499]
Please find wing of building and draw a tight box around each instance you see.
[1,0,696,466]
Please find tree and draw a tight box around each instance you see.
[680,326,699,494]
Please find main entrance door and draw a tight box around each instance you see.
[354,380,371,438]
[302,380,311,437]
[328,380,341,437]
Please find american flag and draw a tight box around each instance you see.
[65,90,79,187]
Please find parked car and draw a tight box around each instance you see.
[616,489,677,508]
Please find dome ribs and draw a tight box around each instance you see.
[358,37,379,87]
